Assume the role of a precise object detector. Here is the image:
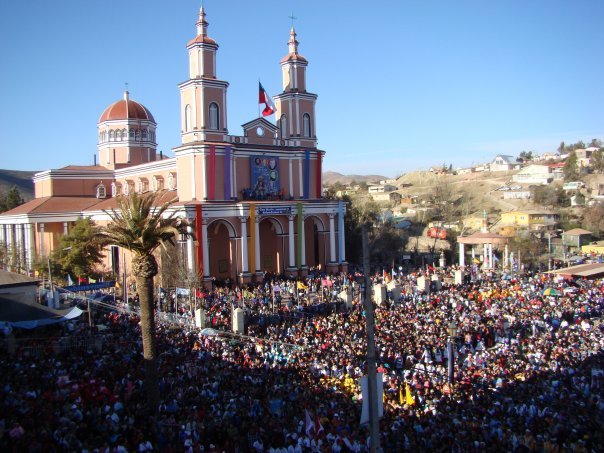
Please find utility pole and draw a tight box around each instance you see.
[362,224,380,453]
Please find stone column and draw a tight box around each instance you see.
[186,225,195,274]
[489,243,494,269]
[63,222,69,235]
[15,224,23,268]
[288,215,296,268]
[328,214,336,263]
[483,243,488,268]
[240,217,249,273]
[24,223,34,272]
[459,242,465,267]
[201,218,210,277]
[39,223,45,257]
[504,243,509,269]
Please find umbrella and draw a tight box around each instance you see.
[543,288,560,296]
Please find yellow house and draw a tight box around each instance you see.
[582,241,604,255]
[499,210,559,229]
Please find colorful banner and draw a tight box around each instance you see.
[316,150,322,199]
[64,281,115,292]
[297,203,303,268]
[249,203,256,272]
[208,145,216,200]
[196,205,203,273]
[224,146,231,200]
[304,150,310,199]
[338,200,345,263]
[250,155,280,199]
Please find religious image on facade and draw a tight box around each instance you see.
[0,5,347,286]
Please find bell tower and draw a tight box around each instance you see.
[179,6,229,144]
[274,25,318,148]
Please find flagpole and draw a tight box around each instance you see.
[258,79,261,118]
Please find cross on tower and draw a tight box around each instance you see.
[289,12,297,28]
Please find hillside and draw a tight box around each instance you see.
[0,169,36,201]
[323,171,386,186]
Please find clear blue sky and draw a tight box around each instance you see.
[0,0,602,177]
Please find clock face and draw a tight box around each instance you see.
[256,127,264,137]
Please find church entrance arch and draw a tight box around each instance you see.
[207,219,236,282]
[304,215,326,269]
[259,217,284,274]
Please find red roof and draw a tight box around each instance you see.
[280,52,308,64]
[187,35,217,46]
[99,98,155,123]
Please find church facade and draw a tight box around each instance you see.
[0,6,347,285]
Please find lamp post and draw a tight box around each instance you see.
[447,321,458,384]
[547,232,552,272]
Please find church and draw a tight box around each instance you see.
[0,6,347,286]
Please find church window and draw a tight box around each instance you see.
[96,183,107,199]
[109,130,115,141]
[185,104,192,132]
[168,173,177,190]
[135,129,141,141]
[122,129,127,141]
[280,114,288,138]
[303,113,311,138]
[111,182,121,197]
[130,129,135,140]
[142,129,148,141]
[209,103,219,130]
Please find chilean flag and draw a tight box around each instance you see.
[259,82,276,116]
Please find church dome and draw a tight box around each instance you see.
[98,91,155,123]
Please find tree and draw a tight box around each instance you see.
[518,151,534,162]
[558,141,566,154]
[589,138,602,148]
[0,186,24,213]
[101,191,190,414]
[563,150,579,181]
[590,149,604,173]
[583,204,604,239]
[53,218,106,280]
[532,185,568,208]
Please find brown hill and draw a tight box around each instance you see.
[0,169,36,201]
[323,171,386,186]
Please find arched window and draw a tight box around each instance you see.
[303,113,311,138]
[111,182,121,197]
[209,103,219,130]
[109,130,115,141]
[142,129,148,141]
[185,104,192,132]
[168,173,177,190]
[96,183,107,199]
[280,114,287,138]
[129,129,135,140]
[122,129,127,141]
[135,129,141,141]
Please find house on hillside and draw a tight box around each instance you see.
[563,229,592,255]
[371,192,402,203]
[368,184,395,194]
[512,164,553,185]
[490,155,519,172]
[499,210,559,231]
[503,191,531,200]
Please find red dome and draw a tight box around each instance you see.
[98,92,155,123]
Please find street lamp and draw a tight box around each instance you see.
[447,321,458,384]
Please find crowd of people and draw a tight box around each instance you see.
[1,265,603,452]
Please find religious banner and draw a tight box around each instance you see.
[250,155,280,199]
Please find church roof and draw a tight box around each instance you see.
[1,197,102,216]
[98,92,155,123]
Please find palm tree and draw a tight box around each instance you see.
[102,191,190,414]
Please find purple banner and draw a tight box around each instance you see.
[224,146,231,199]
